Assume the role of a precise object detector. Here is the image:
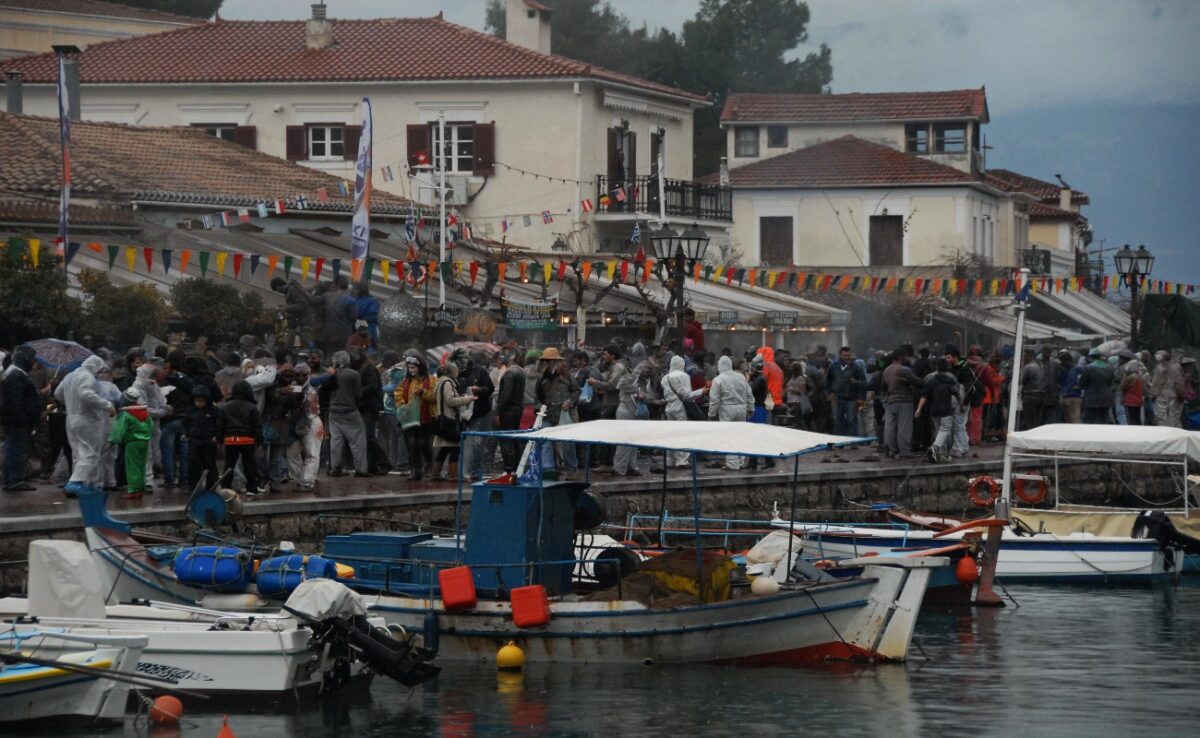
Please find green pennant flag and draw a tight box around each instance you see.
[107,244,120,270]
[283,255,293,278]
[850,276,861,293]
[439,261,452,284]
[199,251,210,277]
[364,258,376,284]
[804,273,816,290]
[9,237,23,264]
[703,265,714,281]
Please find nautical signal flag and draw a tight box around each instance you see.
[631,222,641,245]
[542,210,554,224]
[316,187,330,203]
[501,218,510,234]
[381,166,395,182]
[581,198,594,213]
[274,199,286,214]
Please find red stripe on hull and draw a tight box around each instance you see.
[706,641,880,666]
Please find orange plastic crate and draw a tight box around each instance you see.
[439,566,477,611]
[510,584,551,628]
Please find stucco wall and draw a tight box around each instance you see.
[0,8,190,58]
[725,121,902,169]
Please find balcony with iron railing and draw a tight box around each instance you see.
[596,175,732,223]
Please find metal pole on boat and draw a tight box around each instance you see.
[692,453,702,591]
[786,454,800,580]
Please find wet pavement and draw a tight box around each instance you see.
[0,442,1008,522]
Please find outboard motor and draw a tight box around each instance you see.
[1132,510,1200,555]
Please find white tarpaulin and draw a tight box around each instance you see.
[27,540,106,619]
[284,579,367,621]
[494,420,866,458]
[1007,423,1200,464]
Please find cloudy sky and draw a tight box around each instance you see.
[223,1,1200,281]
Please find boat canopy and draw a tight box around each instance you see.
[477,420,866,459]
[1007,423,1200,464]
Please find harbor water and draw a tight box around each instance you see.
[56,582,1200,738]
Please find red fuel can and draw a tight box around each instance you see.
[439,566,477,611]
[510,584,551,628]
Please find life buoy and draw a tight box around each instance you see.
[1014,477,1049,505]
[967,476,1001,508]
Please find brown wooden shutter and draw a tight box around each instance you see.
[342,125,362,161]
[607,127,621,183]
[626,131,637,184]
[406,124,429,166]
[650,132,662,177]
[233,125,257,150]
[285,125,306,161]
[472,122,495,176]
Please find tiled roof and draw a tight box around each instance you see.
[721,89,988,124]
[713,135,981,188]
[0,111,420,214]
[0,0,199,25]
[2,16,707,103]
[1028,201,1084,220]
[0,193,136,226]
[985,168,1089,205]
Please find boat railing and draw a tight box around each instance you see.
[334,553,611,597]
[616,513,910,553]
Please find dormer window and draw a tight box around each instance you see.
[905,124,928,154]
[734,126,759,157]
[935,124,966,153]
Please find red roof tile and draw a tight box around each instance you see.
[0,0,199,26]
[0,111,419,214]
[3,16,706,103]
[1028,201,1084,220]
[721,89,988,124]
[985,168,1089,205]
[712,135,981,188]
[0,193,136,226]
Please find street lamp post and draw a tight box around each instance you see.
[1113,244,1154,350]
[649,223,710,352]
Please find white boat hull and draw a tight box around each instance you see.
[0,647,134,725]
[366,561,936,665]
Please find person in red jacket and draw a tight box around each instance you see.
[966,347,1000,445]
[682,308,705,353]
[755,346,785,419]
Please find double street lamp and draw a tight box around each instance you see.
[648,223,711,353]
[1113,243,1154,350]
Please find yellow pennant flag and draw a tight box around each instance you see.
[713,265,724,282]
[301,256,312,281]
[125,246,137,271]
[768,271,778,289]
[543,262,553,284]
[28,239,40,268]
[606,261,616,281]
[380,260,390,285]
[215,252,228,277]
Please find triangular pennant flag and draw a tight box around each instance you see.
[350,258,363,283]
[249,254,260,276]
[581,261,592,282]
[469,260,479,286]
[726,268,735,285]
[28,238,40,268]
[619,261,630,282]
[332,258,343,283]
[747,270,757,288]
[300,256,311,281]
[124,246,136,271]
[439,261,452,284]
[712,265,723,283]
[498,261,506,283]
[768,271,778,289]
[199,251,210,277]
[7,237,21,264]
[180,250,191,274]
[380,259,390,285]
[693,262,702,284]
[283,255,293,278]
[215,251,228,277]
[107,244,119,269]
[142,247,154,272]
[162,249,173,274]
[233,253,244,279]
[365,258,377,284]
[606,261,617,281]
[267,254,278,279]
[543,261,553,284]
[314,257,325,281]
[518,261,528,282]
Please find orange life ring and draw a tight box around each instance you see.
[1014,477,1049,505]
[967,476,1001,508]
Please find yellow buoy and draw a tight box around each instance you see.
[497,641,525,671]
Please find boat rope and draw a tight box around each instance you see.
[910,638,933,661]
[995,577,1020,608]
[802,587,850,652]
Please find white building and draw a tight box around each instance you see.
[3,0,731,258]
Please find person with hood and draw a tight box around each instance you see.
[395,355,436,480]
[327,350,369,477]
[286,363,323,491]
[1150,350,1186,428]
[133,363,168,492]
[613,348,655,477]
[661,354,707,468]
[183,385,220,490]
[219,380,262,495]
[353,281,380,351]
[432,363,476,481]
[214,352,243,401]
[706,355,754,470]
[1079,348,1116,424]
[1121,358,1149,425]
[453,349,495,482]
[755,346,785,416]
[95,364,123,491]
[1,344,43,491]
[535,348,580,475]
[494,352,527,474]
[379,353,407,471]
[108,386,153,500]
[56,355,116,495]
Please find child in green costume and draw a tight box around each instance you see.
[109,387,154,500]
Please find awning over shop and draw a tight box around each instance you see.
[1033,288,1128,338]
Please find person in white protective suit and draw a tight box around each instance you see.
[133,363,168,492]
[660,354,708,468]
[706,355,754,470]
[55,355,116,495]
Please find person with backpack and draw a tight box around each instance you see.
[915,358,961,463]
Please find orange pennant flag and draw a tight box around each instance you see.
[88,241,103,253]
[180,250,191,274]
[498,261,507,283]
[747,270,757,288]
[267,254,278,279]
[581,261,592,282]
[350,258,363,282]
[693,262,702,283]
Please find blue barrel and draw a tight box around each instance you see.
[256,554,338,596]
[173,546,252,592]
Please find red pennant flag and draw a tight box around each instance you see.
[726,268,735,285]
[518,261,528,282]
[314,257,325,281]
[233,253,244,279]
[619,260,630,282]
[141,247,153,271]
[557,261,568,281]
[470,260,480,286]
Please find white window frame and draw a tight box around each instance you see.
[192,123,236,142]
[431,122,475,175]
[734,126,759,158]
[308,124,345,161]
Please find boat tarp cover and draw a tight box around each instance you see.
[487,420,865,458]
[283,579,367,621]
[27,540,106,620]
[1013,506,1200,539]
[584,550,737,607]
[1007,423,1200,464]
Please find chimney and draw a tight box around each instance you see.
[1059,187,1071,211]
[51,45,81,122]
[5,71,22,114]
[306,3,333,51]
[506,0,552,55]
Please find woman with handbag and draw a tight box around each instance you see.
[393,356,435,481]
[660,355,708,468]
[432,363,476,481]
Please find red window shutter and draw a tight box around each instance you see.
[407,124,429,166]
[285,125,306,161]
[342,125,362,161]
[472,122,495,176]
[233,125,257,150]
[626,131,637,184]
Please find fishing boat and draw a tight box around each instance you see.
[0,540,438,695]
[0,631,148,726]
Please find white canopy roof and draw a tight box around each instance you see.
[1007,423,1200,463]
[491,420,866,458]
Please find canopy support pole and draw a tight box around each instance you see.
[786,454,799,581]
[657,449,668,544]
[691,453,702,593]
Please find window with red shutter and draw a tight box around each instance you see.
[342,125,362,160]
[407,124,429,167]
[233,126,257,150]
[285,125,306,161]
[472,122,495,176]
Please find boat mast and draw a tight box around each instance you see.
[999,267,1031,512]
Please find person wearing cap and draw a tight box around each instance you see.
[109,386,153,500]
[1079,348,1115,424]
[346,319,373,354]
[534,348,580,476]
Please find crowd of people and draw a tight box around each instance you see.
[2,297,1199,497]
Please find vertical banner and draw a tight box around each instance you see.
[56,54,71,254]
[350,97,373,267]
